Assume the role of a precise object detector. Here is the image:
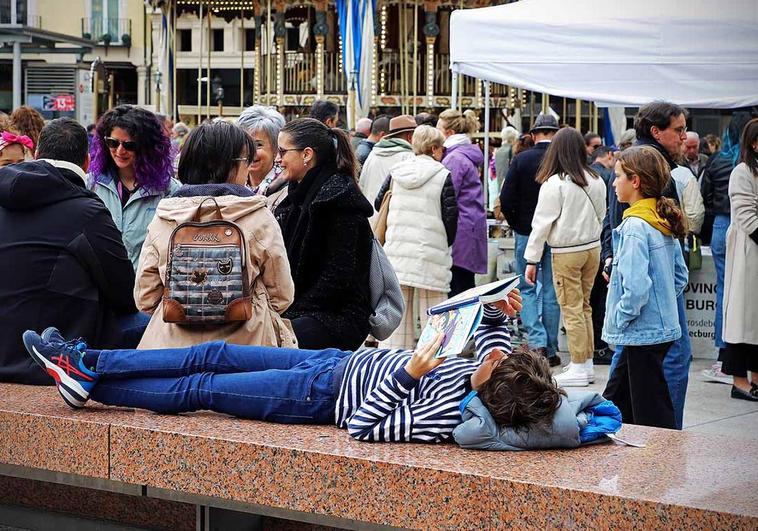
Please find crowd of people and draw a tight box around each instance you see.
[0,96,754,444]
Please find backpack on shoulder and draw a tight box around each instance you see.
[162,198,252,324]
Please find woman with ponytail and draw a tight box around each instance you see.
[436,109,487,296]
[601,145,688,429]
[274,118,374,350]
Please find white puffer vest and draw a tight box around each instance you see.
[384,155,452,292]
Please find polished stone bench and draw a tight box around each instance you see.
[1,383,756,530]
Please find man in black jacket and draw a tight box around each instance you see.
[499,114,560,367]
[600,101,691,430]
[0,118,142,385]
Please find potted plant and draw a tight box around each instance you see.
[121,33,131,48]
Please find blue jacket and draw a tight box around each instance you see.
[453,390,621,451]
[88,172,181,270]
[602,217,688,346]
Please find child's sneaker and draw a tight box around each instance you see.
[554,362,589,387]
[701,362,732,385]
[22,330,98,408]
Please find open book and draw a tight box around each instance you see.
[416,276,520,358]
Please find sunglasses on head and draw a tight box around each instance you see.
[104,137,137,151]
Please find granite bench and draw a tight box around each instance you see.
[0,383,756,530]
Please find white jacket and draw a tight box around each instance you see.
[359,139,415,225]
[671,165,705,234]
[525,172,607,263]
[384,155,452,292]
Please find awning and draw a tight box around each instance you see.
[449,0,758,108]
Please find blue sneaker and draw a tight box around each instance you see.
[22,330,98,409]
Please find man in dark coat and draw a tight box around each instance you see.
[499,114,561,367]
[0,118,140,385]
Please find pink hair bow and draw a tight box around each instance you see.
[1,131,34,150]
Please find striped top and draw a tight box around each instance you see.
[334,305,512,443]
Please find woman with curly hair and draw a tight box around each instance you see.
[88,105,179,269]
[9,106,45,158]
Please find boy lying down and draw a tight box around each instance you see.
[23,290,620,448]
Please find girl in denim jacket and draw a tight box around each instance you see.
[602,146,688,429]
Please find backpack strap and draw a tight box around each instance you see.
[193,197,223,222]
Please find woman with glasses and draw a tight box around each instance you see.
[133,120,296,350]
[236,105,289,210]
[88,105,180,270]
[274,117,374,350]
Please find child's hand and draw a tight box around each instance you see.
[492,288,522,317]
[525,264,538,285]
[405,333,445,379]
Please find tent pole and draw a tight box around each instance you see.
[483,81,491,210]
[451,71,458,111]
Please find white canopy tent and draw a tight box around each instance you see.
[449,0,758,206]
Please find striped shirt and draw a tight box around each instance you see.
[334,306,511,443]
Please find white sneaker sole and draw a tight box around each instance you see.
[30,345,89,408]
[701,371,733,385]
[555,378,590,387]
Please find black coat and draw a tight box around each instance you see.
[499,142,550,235]
[701,153,734,215]
[0,161,137,384]
[275,165,374,350]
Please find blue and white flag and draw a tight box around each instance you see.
[336,0,375,125]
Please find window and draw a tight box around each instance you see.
[244,28,255,51]
[89,0,120,42]
[212,29,224,52]
[179,29,192,52]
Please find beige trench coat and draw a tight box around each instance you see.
[135,194,297,349]
[722,163,758,345]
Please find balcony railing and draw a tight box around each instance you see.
[81,18,132,45]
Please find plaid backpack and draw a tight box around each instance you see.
[162,198,252,324]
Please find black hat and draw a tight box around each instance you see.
[529,114,560,133]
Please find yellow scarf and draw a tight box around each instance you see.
[622,198,673,236]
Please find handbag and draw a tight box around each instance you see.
[162,197,252,324]
[372,180,393,245]
[367,237,404,340]
[684,233,702,270]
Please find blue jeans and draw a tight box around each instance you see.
[711,214,730,349]
[514,233,560,354]
[112,312,151,349]
[90,341,350,424]
[608,293,690,430]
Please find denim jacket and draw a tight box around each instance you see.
[602,216,688,346]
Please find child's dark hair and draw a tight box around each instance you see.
[477,347,565,430]
[178,121,255,185]
[617,146,688,238]
[280,117,357,182]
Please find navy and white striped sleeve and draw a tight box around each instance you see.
[474,304,512,361]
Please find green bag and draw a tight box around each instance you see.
[684,233,702,270]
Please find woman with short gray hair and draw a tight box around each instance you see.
[237,106,287,206]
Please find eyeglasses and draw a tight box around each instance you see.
[104,137,137,151]
[277,147,302,157]
[232,157,252,165]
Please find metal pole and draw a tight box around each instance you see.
[575,98,581,130]
[483,81,491,210]
[240,10,245,110]
[206,8,211,119]
[12,42,22,109]
[11,0,21,109]
[451,71,458,111]
[172,3,177,119]
[197,1,203,124]
[266,0,272,103]
[412,0,418,116]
